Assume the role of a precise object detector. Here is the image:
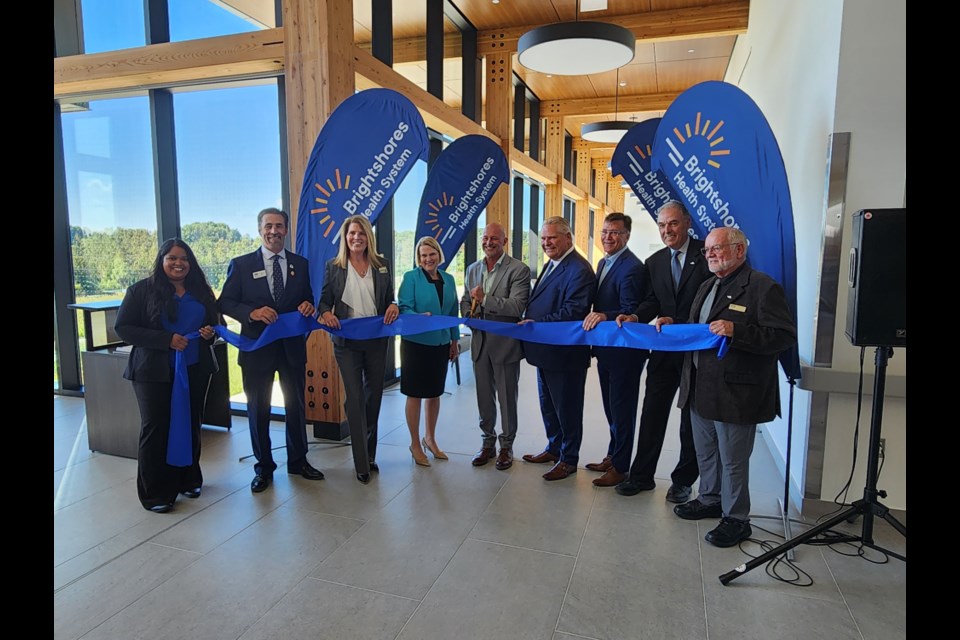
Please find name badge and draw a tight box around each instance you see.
[378,266,388,274]
[253,270,267,279]
[729,303,747,312]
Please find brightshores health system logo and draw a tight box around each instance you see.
[296,89,428,294]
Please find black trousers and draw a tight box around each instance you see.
[333,337,389,475]
[627,350,699,487]
[241,353,309,477]
[131,365,210,510]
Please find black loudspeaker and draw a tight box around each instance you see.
[845,208,906,347]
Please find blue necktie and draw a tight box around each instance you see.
[537,261,556,291]
[272,254,284,302]
[671,250,683,290]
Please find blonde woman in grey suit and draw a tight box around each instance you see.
[319,215,399,484]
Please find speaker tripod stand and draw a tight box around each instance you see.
[720,346,906,585]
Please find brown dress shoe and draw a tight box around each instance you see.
[495,449,513,470]
[592,468,626,487]
[472,447,497,466]
[522,450,560,464]
[584,456,613,472]
[542,461,577,481]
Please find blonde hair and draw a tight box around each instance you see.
[414,235,446,266]
[333,215,386,270]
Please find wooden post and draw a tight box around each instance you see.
[543,116,564,218]
[483,51,512,232]
[283,0,355,438]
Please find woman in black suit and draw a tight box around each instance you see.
[318,215,399,484]
[115,239,220,513]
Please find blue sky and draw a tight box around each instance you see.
[64,0,426,237]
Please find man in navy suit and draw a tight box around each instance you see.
[219,208,324,493]
[520,216,595,481]
[581,213,649,487]
[615,201,712,503]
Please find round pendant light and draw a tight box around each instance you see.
[518,21,636,76]
[581,121,636,143]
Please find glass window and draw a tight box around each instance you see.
[173,80,282,399]
[60,95,158,384]
[169,0,274,42]
[80,0,145,54]
[442,14,463,111]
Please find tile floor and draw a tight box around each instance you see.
[54,357,906,640]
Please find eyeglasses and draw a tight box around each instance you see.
[600,230,627,237]
[700,242,742,256]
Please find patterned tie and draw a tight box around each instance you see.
[271,254,284,302]
[671,250,683,290]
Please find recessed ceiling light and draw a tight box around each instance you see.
[619,81,627,87]
[492,0,500,4]
[546,74,553,78]
[688,49,695,54]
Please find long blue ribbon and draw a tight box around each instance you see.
[170,313,728,465]
[210,312,728,355]
[168,331,200,467]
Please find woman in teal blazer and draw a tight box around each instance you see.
[398,236,460,467]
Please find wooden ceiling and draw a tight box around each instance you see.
[351,0,745,139]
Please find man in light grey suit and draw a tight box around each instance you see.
[460,222,531,470]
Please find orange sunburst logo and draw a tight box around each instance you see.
[422,191,457,243]
[309,168,351,239]
[666,112,731,169]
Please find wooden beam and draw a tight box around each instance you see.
[544,117,564,217]
[542,92,678,117]
[477,1,750,54]
[509,148,556,187]
[356,33,462,64]
[54,28,284,98]
[354,46,496,143]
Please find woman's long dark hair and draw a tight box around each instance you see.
[146,239,219,326]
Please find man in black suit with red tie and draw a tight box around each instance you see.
[219,208,324,493]
[615,201,711,503]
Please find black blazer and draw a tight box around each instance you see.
[677,265,797,424]
[114,278,219,383]
[317,258,396,346]
[634,238,712,324]
[218,249,314,368]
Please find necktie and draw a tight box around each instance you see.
[671,250,683,290]
[537,261,556,291]
[272,254,284,302]
[694,278,722,369]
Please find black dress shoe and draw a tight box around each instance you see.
[705,517,752,547]
[289,462,325,480]
[614,478,656,496]
[251,475,271,493]
[369,461,379,473]
[665,484,692,504]
[673,498,723,520]
[180,487,202,499]
[356,472,371,484]
[148,503,174,514]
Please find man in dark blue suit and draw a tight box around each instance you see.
[520,216,595,481]
[581,213,649,487]
[219,208,324,493]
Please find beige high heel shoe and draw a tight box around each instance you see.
[409,445,431,467]
[422,438,449,460]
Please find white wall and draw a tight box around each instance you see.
[724,0,906,510]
